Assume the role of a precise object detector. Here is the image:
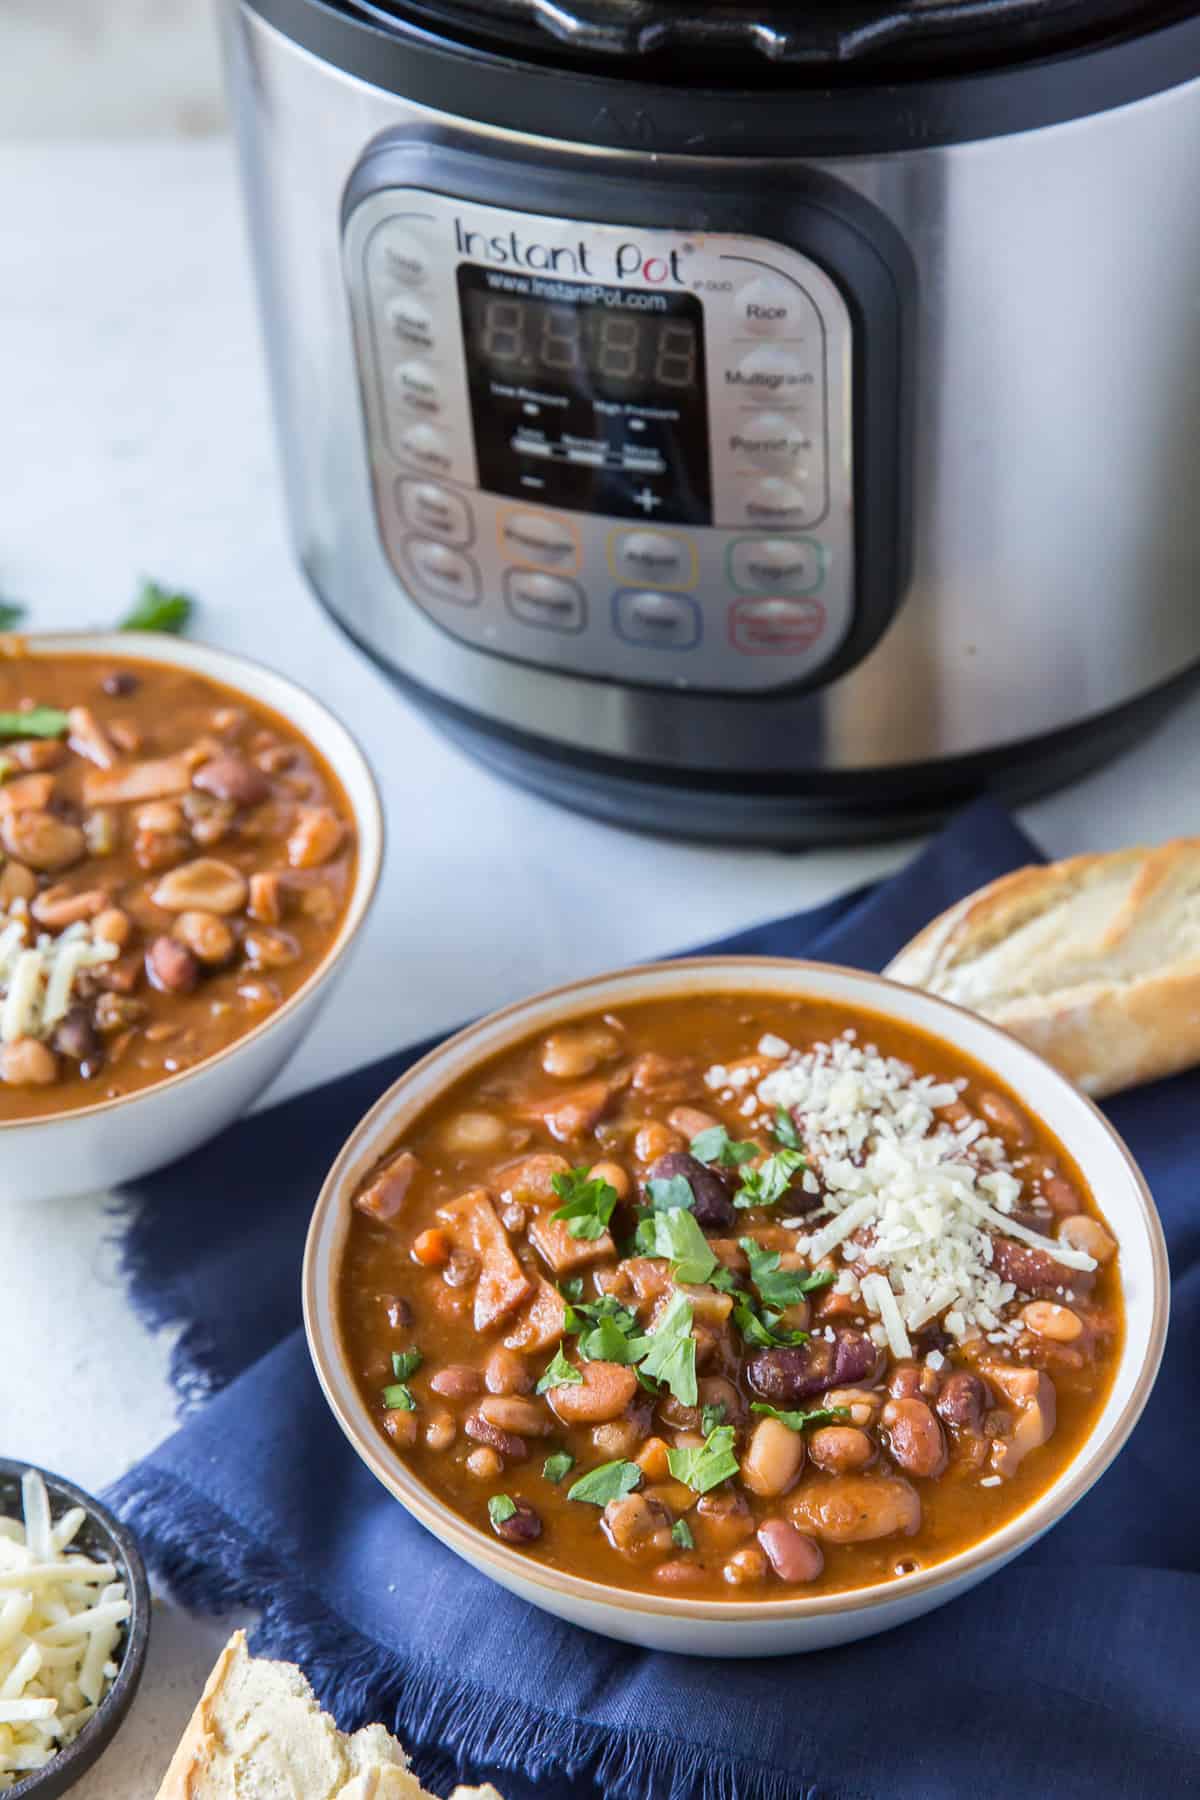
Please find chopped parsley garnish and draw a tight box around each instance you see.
[734,1148,806,1210]
[119,577,194,635]
[690,1125,759,1169]
[0,707,69,741]
[381,1382,416,1411]
[563,1294,641,1364]
[0,601,25,632]
[666,1425,740,1495]
[772,1106,804,1151]
[488,1495,518,1528]
[542,1451,575,1485]
[739,1238,833,1310]
[536,1345,584,1394]
[644,1173,695,1213]
[671,1518,695,1550]
[630,1289,697,1406]
[391,1347,422,1381]
[731,1297,809,1350]
[559,1276,585,1303]
[567,1460,642,1506]
[550,1167,619,1241]
[700,1400,727,1435]
[750,1402,851,1432]
[634,1206,718,1286]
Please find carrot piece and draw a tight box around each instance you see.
[412,1227,450,1267]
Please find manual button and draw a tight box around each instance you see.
[404,538,480,605]
[608,529,696,590]
[504,570,586,634]
[729,535,825,595]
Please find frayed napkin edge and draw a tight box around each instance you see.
[108,1462,845,1800]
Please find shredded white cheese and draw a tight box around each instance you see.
[0,910,117,1045]
[0,1472,129,1788]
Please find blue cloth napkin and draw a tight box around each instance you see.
[109,801,1200,1800]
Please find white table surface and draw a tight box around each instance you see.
[2,139,1198,1797]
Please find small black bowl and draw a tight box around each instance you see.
[0,1461,150,1799]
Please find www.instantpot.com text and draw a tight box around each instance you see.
[481,269,672,311]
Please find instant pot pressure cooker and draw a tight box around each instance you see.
[221,0,1200,842]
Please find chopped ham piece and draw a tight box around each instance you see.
[83,749,203,806]
[528,1211,615,1275]
[984,1365,1058,1478]
[354,1149,419,1223]
[497,1151,570,1208]
[518,1075,626,1142]
[503,1274,568,1353]
[438,1187,532,1331]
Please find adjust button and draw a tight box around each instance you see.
[613,589,701,650]
[397,422,453,476]
[729,535,825,595]
[504,570,586,634]
[499,509,579,571]
[743,476,820,529]
[608,528,696,591]
[385,294,434,350]
[730,412,815,474]
[392,359,441,414]
[404,538,480,606]
[396,480,472,547]
[730,596,826,656]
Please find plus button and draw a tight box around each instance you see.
[633,486,663,514]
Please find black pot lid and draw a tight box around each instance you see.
[347,0,1173,66]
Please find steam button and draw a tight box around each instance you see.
[396,480,472,547]
[398,422,453,475]
[405,538,480,605]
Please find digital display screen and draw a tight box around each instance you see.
[457,266,711,525]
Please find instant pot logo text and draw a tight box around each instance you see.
[453,219,684,285]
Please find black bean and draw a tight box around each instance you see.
[101,671,138,697]
[193,756,269,808]
[646,1151,735,1231]
[146,936,199,995]
[747,1329,878,1404]
[490,1498,542,1544]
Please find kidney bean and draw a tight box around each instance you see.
[193,755,270,807]
[479,1395,552,1437]
[464,1412,527,1461]
[882,1398,947,1478]
[936,1371,989,1434]
[146,935,200,995]
[646,1151,735,1230]
[52,1006,100,1066]
[490,1498,542,1544]
[430,1364,482,1399]
[990,1234,1094,1300]
[747,1329,878,1404]
[888,1361,940,1402]
[757,1519,824,1584]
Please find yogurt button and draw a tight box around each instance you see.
[730,535,825,594]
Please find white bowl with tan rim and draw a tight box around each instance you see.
[1,631,382,1204]
[304,957,1169,1657]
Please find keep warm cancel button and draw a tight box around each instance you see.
[729,596,826,655]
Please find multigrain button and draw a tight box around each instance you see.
[729,535,825,595]
[499,509,579,570]
[378,228,430,288]
[398,422,453,476]
[730,596,826,655]
[609,529,696,590]
[735,276,802,337]
[405,539,480,605]
[385,294,434,349]
[730,412,814,473]
[613,588,701,650]
[396,480,472,547]
[728,346,819,403]
[504,570,586,634]
[744,477,820,528]
[392,359,441,413]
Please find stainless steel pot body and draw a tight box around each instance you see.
[222,3,1200,789]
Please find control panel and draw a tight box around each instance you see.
[343,188,855,693]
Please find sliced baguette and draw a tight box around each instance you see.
[885,839,1200,1097]
[155,1630,504,1800]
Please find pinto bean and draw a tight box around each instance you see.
[430,1364,483,1399]
[936,1371,988,1434]
[646,1151,735,1230]
[540,1023,621,1079]
[548,1360,638,1424]
[0,810,85,872]
[588,1159,631,1201]
[441,1111,507,1154]
[747,1329,878,1405]
[0,1037,59,1086]
[424,1410,456,1452]
[491,1498,542,1544]
[757,1519,824,1584]
[173,909,236,966]
[790,1475,921,1545]
[151,857,249,916]
[466,1447,503,1480]
[882,1398,947,1478]
[91,906,131,948]
[634,1121,683,1164]
[1022,1301,1083,1343]
[593,1417,650,1460]
[193,755,270,807]
[1059,1214,1117,1264]
[244,926,300,968]
[808,1426,874,1474]
[601,1493,673,1563]
[484,1346,533,1395]
[464,1412,527,1461]
[146,935,200,994]
[741,1416,806,1497]
[724,1546,769,1587]
[478,1395,552,1437]
[977,1090,1032,1146]
[383,1407,418,1447]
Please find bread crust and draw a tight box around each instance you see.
[886,839,1200,1096]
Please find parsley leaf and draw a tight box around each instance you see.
[734,1148,806,1210]
[543,1451,575,1484]
[560,1276,585,1303]
[564,1294,641,1364]
[391,1347,422,1381]
[671,1518,695,1550]
[738,1238,833,1311]
[690,1125,759,1169]
[119,578,194,635]
[0,601,25,632]
[550,1167,619,1241]
[0,707,69,741]
[772,1106,804,1151]
[488,1495,518,1527]
[567,1460,642,1506]
[732,1297,809,1350]
[666,1425,740,1495]
[644,1173,695,1213]
[750,1402,851,1432]
[634,1207,718,1286]
[536,1345,584,1394]
[629,1289,697,1406]
[381,1382,416,1410]
[700,1400,727,1435]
